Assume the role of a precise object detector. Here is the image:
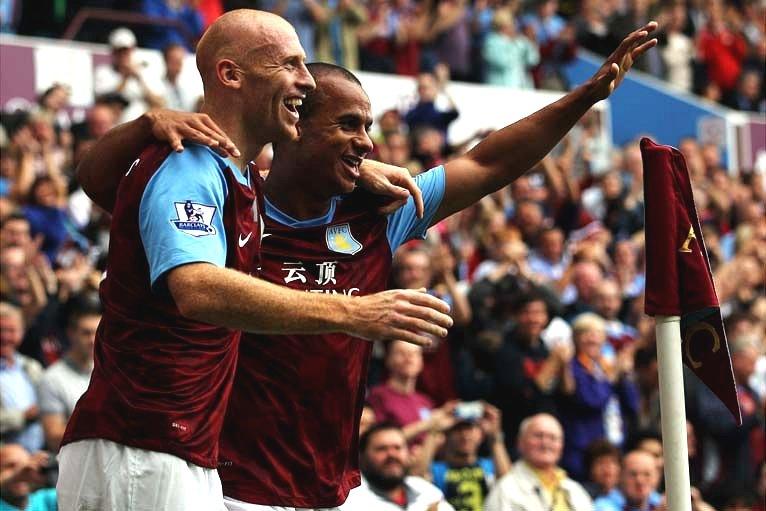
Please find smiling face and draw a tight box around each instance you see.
[289,74,374,195]
[238,24,316,144]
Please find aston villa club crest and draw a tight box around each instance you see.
[171,200,217,237]
[326,223,362,255]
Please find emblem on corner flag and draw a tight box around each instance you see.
[326,223,362,255]
[171,200,217,237]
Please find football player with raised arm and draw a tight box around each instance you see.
[78,21,657,511]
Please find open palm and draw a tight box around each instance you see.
[591,21,658,101]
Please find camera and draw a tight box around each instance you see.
[454,401,484,421]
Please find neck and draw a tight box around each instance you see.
[264,158,333,220]
[530,461,557,479]
[387,375,416,394]
[67,350,92,371]
[626,494,650,510]
[384,485,407,503]
[445,450,477,467]
[1,353,15,365]
[200,101,262,172]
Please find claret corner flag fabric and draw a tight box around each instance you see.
[640,137,742,426]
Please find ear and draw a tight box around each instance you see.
[216,59,242,90]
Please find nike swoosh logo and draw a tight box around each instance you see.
[238,232,252,247]
[261,233,271,238]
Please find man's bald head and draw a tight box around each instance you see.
[196,9,297,90]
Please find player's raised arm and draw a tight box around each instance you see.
[430,22,658,225]
[77,109,239,212]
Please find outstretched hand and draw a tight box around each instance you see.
[590,21,658,101]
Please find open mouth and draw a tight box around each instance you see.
[341,155,363,179]
[283,97,303,121]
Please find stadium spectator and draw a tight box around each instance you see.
[262,0,327,61]
[485,413,593,511]
[594,450,662,511]
[492,292,569,447]
[404,70,459,141]
[0,302,44,453]
[37,298,100,451]
[519,0,569,83]
[139,0,205,52]
[528,226,568,283]
[357,0,396,73]
[368,340,457,443]
[697,0,747,96]
[340,423,456,510]
[0,443,56,511]
[657,0,694,92]
[314,0,367,70]
[481,8,540,88]
[582,440,622,500]
[728,70,766,112]
[559,313,639,480]
[593,279,639,352]
[93,28,164,123]
[425,402,512,510]
[158,43,202,112]
[427,0,472,82]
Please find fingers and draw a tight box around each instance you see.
[399,288,452,315]
[631,38,658,59]
[396,173,424,219]
[394,313,450,338]
[388,328,436,347]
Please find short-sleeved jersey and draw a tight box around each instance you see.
[218,166,446,507]
[62,143,263,469]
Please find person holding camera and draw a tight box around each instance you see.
[0,443,56,511]
[416,402,511,511]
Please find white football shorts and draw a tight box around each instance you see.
[57,438,226,511]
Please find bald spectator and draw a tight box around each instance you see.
[38,299,100,451]
[0,443,56,511]
[593,279,638,353]
[340,423,455,510]
[485,413,592,511]
[0,302,44,453]
[594,450,662,511]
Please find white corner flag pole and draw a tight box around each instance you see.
[655,316,692,511]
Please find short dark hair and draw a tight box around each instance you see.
[584,439,621,475]
[358,422,403,454]
[66,293,103,329]
[511,290,549,314]
[298,63,363,121]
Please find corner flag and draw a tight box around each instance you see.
[641,137,741,425]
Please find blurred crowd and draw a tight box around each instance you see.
[3,0,766,111]
[1,1,765,511]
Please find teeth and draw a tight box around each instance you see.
[285,98,302,107]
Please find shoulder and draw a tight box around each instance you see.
[40,360,69,384]
[405,475,444,499]
[17,354,43,379]
[563,478,594,507]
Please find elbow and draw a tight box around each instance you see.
[167,267,213,321]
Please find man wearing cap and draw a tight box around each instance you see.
[427,403,511,511]
[94,27,164,122]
